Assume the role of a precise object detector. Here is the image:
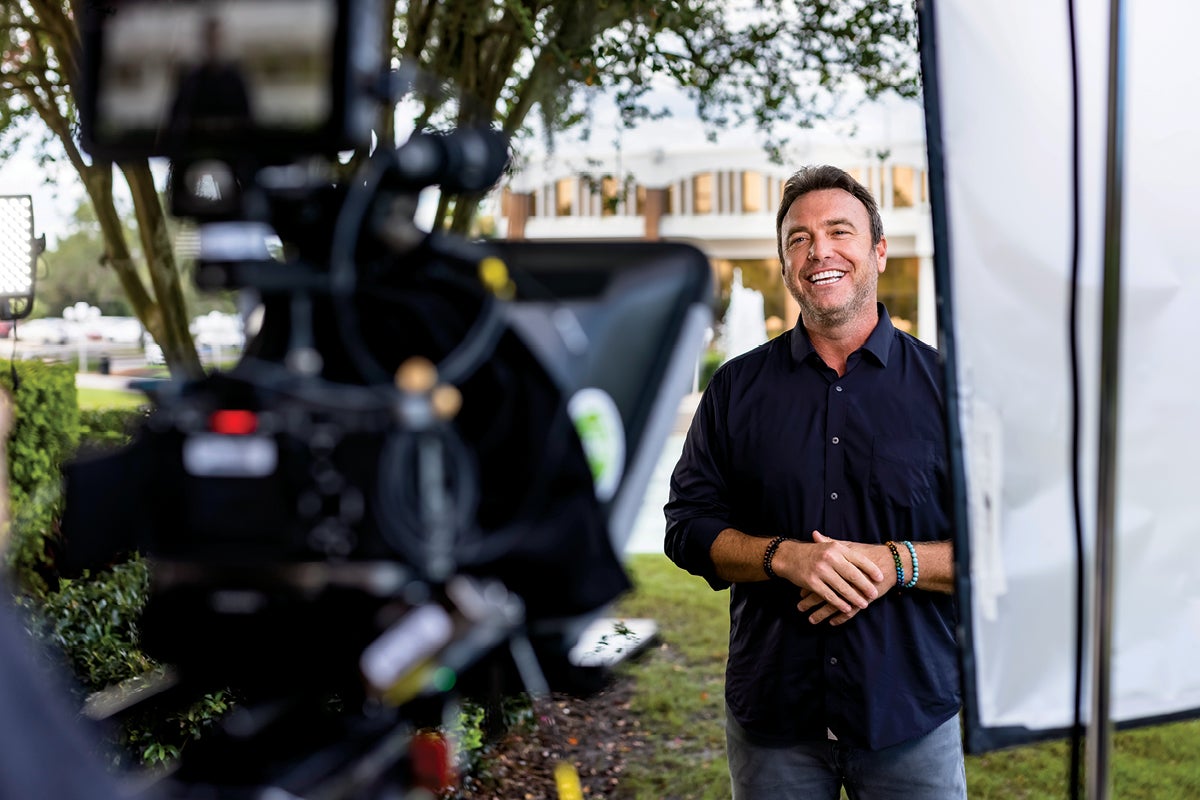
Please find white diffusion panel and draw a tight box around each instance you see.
[923,0,1200,750]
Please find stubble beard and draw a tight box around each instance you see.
[785,266,879,330]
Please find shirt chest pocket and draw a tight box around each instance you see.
[869,437,939,509]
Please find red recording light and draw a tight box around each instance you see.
[209,409,258,435]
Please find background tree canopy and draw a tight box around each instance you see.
[0,0,917,374]
[34,198,236,320]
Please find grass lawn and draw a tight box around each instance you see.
[76,386,150,411]
[613,554,1200,799]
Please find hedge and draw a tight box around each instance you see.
[0,369,187,766]
[1,360,81,598]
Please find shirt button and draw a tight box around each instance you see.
[830,492,838,500]
[835,385,844,392]
[831,436,840,445]
[829,657,838,665]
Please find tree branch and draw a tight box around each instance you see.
[26,0,78,84]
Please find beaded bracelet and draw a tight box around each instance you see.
[885,541,905,587]
[762,536,787,579]
[901,540,920,589]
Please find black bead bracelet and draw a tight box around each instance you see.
[763,535,787,579]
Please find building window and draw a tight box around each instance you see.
[878,256,920,338]
[636,185,647,215]
[664,184,675,216]
[892,166,915,208]
[742,171,764,213]
[693,173,714,215]
[555,178,573,216]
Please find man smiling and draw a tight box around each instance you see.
[665,165,965,799]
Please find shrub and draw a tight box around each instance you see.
[118,688,232,769]
[78,406,147,456]
[1,360,81,598]
[3,374,229,770]
[697,348,724,393]
[24,558,153,695]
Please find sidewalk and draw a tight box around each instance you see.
[674,391,701,434]
[75,372,143,391]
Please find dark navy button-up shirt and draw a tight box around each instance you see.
[665,306,960,751]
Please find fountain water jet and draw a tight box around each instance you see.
[720,267,767,363]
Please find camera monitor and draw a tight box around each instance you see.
[79,0,380,159]
[495,240,714,555]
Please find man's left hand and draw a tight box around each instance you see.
[797,532,893,625]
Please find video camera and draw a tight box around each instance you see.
[64,0,713,796]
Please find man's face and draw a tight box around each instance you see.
[780,188,887,330]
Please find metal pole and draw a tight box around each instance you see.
[1087,0,1127,796]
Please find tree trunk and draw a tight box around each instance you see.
[79,164,156,319]
[120,162,203,379]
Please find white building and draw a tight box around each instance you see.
[493,104,936,345]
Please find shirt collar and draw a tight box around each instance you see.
[789,303,895,368]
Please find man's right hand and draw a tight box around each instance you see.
[771,530,885,615]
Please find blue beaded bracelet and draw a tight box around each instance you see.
[885,541,905,587]
[901,540,919,589]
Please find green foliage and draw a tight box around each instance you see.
[35,205,139,316]
[22,558,153,694]
[36,196,238,319]
[22,550,232,770]
[79,406,147,450]
[8,555,228,771]
[450,702,489,772]
[1,359,81,597]
[4,0,919,370]
[399,0,918,229]
[2,372,228,770]
[1,6,206,378]
[119,690,232,769]
[697,348,723,393]
[19,537,231,770]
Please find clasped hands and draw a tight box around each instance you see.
[774,530,893,626]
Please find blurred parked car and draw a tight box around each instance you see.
[142,331,165,365]
[93,316,145,344]
[15,317,69,345]
[191,311,244,349]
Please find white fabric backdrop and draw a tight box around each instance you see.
[928,0,1200,743]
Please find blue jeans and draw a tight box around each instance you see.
[726,711,967,800]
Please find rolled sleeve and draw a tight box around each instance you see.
[664,513,730,590]
[664,370,734,590]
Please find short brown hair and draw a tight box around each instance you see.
[775,165,884,266]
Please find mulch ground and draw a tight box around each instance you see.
[454,675,649,799]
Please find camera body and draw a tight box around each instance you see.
[67,1,714,795]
